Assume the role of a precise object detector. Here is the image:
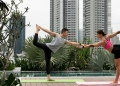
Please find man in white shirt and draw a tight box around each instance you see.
[33,24,82,81]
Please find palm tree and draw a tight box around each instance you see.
[75,37,94,70]
[0,0,29,69]
[89,49,107,71]
[89,49,115,71]
[51,45,69,70]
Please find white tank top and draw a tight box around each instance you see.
[46,34,66,53]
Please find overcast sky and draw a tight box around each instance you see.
[4,0,120,38]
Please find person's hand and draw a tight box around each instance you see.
[82,44,90,48]
[117,31,120,34]
[76,44,88,48]
[84,45,90,48]
[76,45,83,48]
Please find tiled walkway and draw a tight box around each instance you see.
[21,76,120,86]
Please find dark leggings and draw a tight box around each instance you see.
[111,44,120,59]
[33,33,51,74]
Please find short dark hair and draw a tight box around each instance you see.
[97,29,106,36]
[61,28,68,33]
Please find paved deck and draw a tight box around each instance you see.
[21,76,120,86]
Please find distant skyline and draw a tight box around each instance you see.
[4,0,120,39]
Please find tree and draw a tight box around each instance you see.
[0,0,30,69]
[75,37,94,70]
[89,49,115,71]
[0,0,9,11]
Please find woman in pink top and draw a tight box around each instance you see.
[77,30,120,84]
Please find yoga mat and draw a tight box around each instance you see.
[76,82,120,86]
[21,79,85,83]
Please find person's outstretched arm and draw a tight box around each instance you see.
[77,41,104,48]
[65,40,82,46]
[107,31,120,38]
[38,25,56,37]
[88,41,104,47]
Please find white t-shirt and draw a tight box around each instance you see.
[46,34,66,53]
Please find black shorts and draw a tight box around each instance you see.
[111,44,120,59]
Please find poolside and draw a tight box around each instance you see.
[21,71,115,77]
[21,76,120,86]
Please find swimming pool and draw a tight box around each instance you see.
[21,71,115,77]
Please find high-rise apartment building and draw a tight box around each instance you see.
[78,29,83,42]
[9,16,25,54]
[50,0,79,42]
[14,16,25,54]
[83,0,111,43]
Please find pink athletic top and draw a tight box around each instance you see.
[103,38,112,49]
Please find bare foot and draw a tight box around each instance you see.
[36,24,40,31]
[110,81,118,84]
[47,78,55,81]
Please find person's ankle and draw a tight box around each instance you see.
[36,31,39,34]
[47,74,50,78]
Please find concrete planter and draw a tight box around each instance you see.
[1,67,21,78]
[12,67,21,77]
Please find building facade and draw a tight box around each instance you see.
[50,0,79,42]
[83,0,111,43]
[78,29,83,42]
[14,16,25,54]
[9,16,25,54]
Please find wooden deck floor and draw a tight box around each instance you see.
[21,76,120,86]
